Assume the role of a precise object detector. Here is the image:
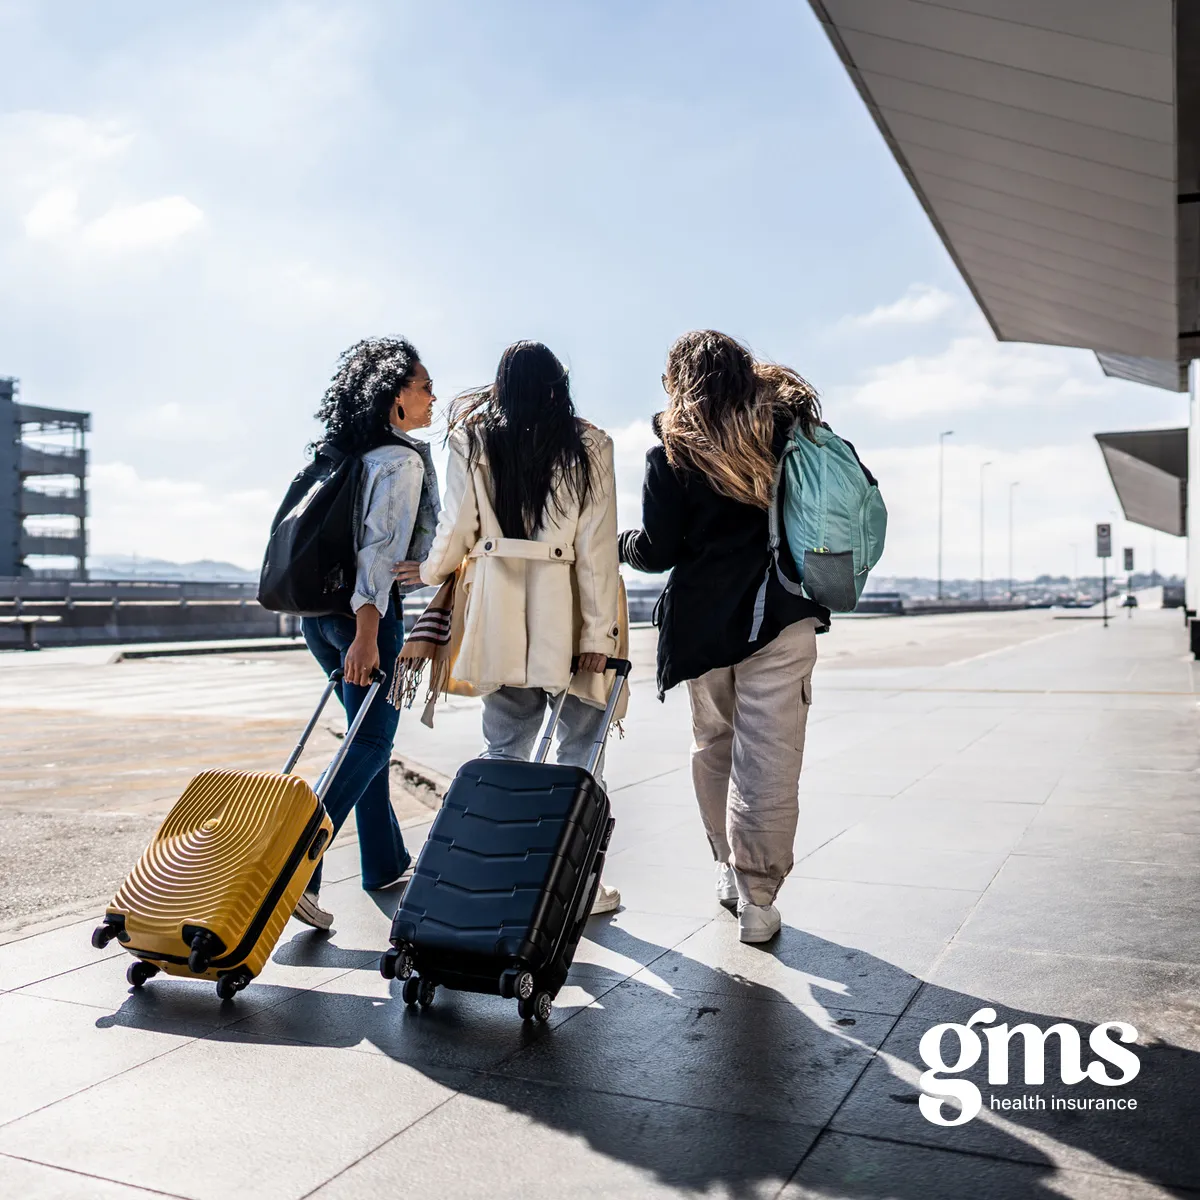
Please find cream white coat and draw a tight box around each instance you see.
[419,423,621,710]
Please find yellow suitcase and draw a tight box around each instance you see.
[91,668,382,1000]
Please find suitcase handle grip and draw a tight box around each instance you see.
[569,655,632,678]
[535,658,632,773]
[282,667,386,788]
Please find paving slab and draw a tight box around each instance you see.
[311,1074,817,1200]
[0,1035,470,1200]
[0,1155,175,1199]
[0,991,199,1126]
[781,1132,1186,1200]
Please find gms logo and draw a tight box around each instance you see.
[918,1007,1141,1126]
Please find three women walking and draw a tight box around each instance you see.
[295,329,851,943]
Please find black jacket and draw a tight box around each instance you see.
[619,416,830,698]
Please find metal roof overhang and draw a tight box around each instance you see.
[1095,428,1188,535]
[809,0,1200,392]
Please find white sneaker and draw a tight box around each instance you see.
[738,902,781,944]
[715,863,739,910]
[367,864,414,892]
[293,890,333,931]
[590,882,621,915]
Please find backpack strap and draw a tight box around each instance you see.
[749,425,805,642]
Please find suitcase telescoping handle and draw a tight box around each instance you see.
[282,667,386,802]
[535,656,632,776]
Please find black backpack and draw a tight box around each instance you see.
[257,445,362,617]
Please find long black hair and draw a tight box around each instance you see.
[313,337,420,455]
[450,341,592,539]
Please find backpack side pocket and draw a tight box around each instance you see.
[802,550,857,612]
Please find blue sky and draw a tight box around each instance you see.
[0,0,1189,578]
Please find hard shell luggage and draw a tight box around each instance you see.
[91,668,383,1001]
[381,657,631,1021]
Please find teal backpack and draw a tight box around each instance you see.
[750,423,887,637]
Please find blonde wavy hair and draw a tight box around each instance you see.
[659,330,821,509]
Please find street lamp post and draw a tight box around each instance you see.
[979,461,992,603]
[1008,481,1019,601]
[937,431,954,601]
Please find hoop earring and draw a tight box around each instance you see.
[395,405,405,422]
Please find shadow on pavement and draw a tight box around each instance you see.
[96,914,1200,1198]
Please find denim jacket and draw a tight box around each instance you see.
[350,429,441,616]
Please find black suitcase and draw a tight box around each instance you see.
[380,657,631,1021]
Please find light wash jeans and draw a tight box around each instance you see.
[481,687,609,787]
[301,598,409,894]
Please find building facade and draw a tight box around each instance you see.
[0,378,90,579]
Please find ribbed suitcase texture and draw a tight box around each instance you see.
[98,770,331,992]
[386,758,613,1010]
[93,668,380,1000]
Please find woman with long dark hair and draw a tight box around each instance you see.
[295,337,440,930]
[619,330,831,943]
[395,340,623,914]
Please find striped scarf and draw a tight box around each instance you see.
[388,569,474,726]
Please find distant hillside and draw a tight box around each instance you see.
[88,555,257,583]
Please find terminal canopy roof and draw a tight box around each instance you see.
[809,0,1199,391]
[1095,428,1188,535]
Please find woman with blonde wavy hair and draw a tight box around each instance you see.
[619,330,830,943]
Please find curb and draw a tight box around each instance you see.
[110,638,305,662]
[390,751,452,799]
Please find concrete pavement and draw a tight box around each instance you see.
[0,608,1197,1197]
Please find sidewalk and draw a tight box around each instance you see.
[1,609,1197,1198]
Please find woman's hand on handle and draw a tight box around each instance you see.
[392,560,424,586]
[577,652,608,674]
[345,604,382,687]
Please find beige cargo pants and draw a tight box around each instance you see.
[686,617,818,907]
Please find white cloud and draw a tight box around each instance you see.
[0,111,132,197]
[609,418,657,532]
[835,335,1107,420]
[89,462,276,568]
[81,195,204,252]
[5,111,203,255]
[22,186,79,239]
[836,283,956,332]
[23,190,204,252]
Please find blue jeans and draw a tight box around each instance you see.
[480,687,609,787]
[301,599,410,893]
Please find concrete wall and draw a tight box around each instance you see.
[0,578,283,649]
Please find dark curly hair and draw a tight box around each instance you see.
[313,337,421,455]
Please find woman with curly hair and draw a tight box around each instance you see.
[619,331,832,943]
[395,340,624,914]
[294,337,440,930]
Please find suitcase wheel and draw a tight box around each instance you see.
[402,976,436,1007]
[215,967,253,1001]
[500,969,535,1001]
[126,961,159,988]
[186,930,221,975]
[92,922,122,950]
[380,948,414,981]
[518,991,553,1023]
